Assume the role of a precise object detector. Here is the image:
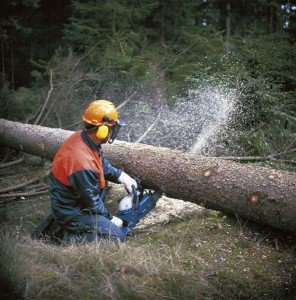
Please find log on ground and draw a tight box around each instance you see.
[0,118,295,232]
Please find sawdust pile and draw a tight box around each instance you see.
[136,196,205,231]
[106,182,205,232]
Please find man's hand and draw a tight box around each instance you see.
[111,216,123,228]
[118,172,137,193]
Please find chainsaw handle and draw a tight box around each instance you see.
[131,185,138,213]
[133,176,144,195]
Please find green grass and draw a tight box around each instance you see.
[0,162,296,299]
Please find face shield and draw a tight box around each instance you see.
[106,117,127,144]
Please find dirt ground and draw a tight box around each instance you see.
[0,161,296,299]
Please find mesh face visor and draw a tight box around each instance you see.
[108,123,120,143]
[106,117,127,144]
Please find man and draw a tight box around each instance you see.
[49,100,137,243]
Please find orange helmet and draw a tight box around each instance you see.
[83,100,122,126]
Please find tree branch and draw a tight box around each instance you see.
[63,119,82,130]
[218,155,271,162]
[34,70,54,125]
[1,150,13,163]
[24,182,48,191]
[116,91,137,111]
[25,105,42,124]
[65,76,89,96]
[157,42,197,78]
[273,148,296,157]
[40,75,90,126]
[270,159,296,165]
[217,148,296,164]
[135,113,161,143]
[0,171,36,180]
[0,189,48,199]
[0,157,24,169]
[54,109,62,128]
[0,169,51,194]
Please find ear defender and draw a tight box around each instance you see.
[96,125,109,140]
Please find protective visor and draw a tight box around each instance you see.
[108,118,127,144]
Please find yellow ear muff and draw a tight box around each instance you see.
[96,125,109,140]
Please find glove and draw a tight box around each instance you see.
[118,172,137,193]
[111,216,123,228]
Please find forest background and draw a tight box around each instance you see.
[0,0,295,158]
[0,2,296,297]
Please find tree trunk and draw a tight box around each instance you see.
[269,0,274,35]
[224,1,231,55]
[0,118,296,233]
[226,1,231,38]
[1,39,5,86]
[10,35,14,91]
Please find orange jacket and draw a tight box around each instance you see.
[49,131,122,225]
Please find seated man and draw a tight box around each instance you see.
[49,100,136,243]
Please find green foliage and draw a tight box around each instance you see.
[0,86,41,120]
[179,29,296,155]
[0,0,295,157]
[61,0,165,92]
[63,0,159,50]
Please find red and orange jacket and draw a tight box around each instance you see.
[49,131,122,225]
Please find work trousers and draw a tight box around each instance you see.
[63,212,125,243]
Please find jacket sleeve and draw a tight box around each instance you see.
[68,169,112,219]
[102,154,122,183]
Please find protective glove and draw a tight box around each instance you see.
[111,216,123,228]
[118,171,137,193]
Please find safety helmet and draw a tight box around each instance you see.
[83,100,120,126]
[83,99,126,143]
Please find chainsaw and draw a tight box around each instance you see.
[117,177,162,236]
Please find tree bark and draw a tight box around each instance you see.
[1,39,5,86]
[0,118,296,233]
[10,35,14,91]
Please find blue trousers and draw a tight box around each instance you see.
[63,213,125,243]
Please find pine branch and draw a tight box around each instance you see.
[34,70,54,125]
[217,148,296,164]
[0,189,48,199]
[23,182,48,191]
[218,155,272,162]
[273,148,296,157]
[0,169,51,194]
[0,157,24,169]
[270,159,296,165]
[0,171,36,180]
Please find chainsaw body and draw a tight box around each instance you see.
[117,178,162,236]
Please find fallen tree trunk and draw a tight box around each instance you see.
[0,118,296,232]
